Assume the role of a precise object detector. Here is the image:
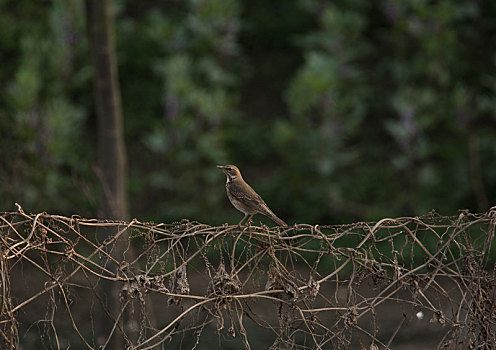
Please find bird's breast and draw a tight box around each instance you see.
[226,182,256,214]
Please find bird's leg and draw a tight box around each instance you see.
[245,215,254,226]
[238,214,249,226]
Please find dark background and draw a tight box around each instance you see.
[1,0,495,225]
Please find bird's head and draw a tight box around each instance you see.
[217,165,242,182]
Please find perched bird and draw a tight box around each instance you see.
[217,165,287,226]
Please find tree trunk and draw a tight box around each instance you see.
[86,0,128,221]
[85,1,129,348]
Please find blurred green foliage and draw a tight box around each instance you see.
[1,0,495,224]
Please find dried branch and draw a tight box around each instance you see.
[0,207,495,349]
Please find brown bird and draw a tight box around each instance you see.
[217,165,287,226]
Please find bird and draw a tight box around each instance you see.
[217,164,287,226]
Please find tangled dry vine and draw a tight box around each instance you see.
[0,206,495,349]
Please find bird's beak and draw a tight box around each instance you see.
[216,165,225,169]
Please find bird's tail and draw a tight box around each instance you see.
[264,209,287,226]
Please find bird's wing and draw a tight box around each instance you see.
[229,180,287,226]
[229,181,267,208]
